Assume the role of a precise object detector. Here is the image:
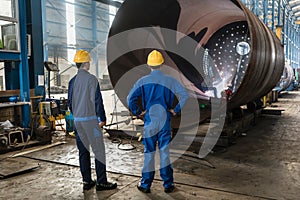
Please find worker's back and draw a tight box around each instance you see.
[131,70,187,131]
[72,69,97,118]
[139,70,176,113]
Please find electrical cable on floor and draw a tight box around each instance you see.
[179,155,215,169]
[106,96,138,151]
[111,136,136,151]
[170,151,216,169]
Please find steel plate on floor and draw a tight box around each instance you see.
[0,157,39,179]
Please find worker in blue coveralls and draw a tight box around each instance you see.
[127,50,189,193]
[68,50,117,191]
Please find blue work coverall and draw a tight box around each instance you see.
[68,69,107,184]
[127,70,188,189]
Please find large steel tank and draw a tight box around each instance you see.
[107,0,284,117]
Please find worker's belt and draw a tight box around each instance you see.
[74,116,98,122]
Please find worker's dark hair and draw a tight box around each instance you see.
[76,63,83,68]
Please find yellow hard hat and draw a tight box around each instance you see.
[73,50,91,63]
[147,50,164,67]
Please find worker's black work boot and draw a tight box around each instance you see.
[83,180,96,190]
[164,185,175,193]
[137,182,150,193]
[96,182,117,191]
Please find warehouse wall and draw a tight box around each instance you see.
[43,0,118,88]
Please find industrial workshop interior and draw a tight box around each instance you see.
[0,0,300,199]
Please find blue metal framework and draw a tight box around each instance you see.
[18,0,30,128]
[241,0,300,80]
[26,0,45,97]
[0,0,31,127]
[0,51,20,60]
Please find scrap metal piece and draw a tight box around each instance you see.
[0,157,39,179]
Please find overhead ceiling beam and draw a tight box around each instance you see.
[293,9,300,16]
[292,4,300,10]
[289,1,300,25]
[93,0,122,8]
[289,0,299,7]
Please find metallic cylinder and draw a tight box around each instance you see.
[228,1,285,109]
[278,62,294,91]
[107,0,284,111]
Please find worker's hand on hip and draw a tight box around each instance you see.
[99,121,106,127]
[138,110,146,119]
[169,109,177,116]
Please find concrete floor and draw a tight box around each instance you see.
[0,91,300,200]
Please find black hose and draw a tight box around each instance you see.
[111,137,136,151]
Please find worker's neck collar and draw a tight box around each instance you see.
[151,69,162,74]
[150,67,161,71]
[78,62,90,71]
[78,68,89,72]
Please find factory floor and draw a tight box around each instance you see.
[0,91,300,200]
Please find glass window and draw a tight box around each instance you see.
[44,0,122,92]
[0,0,16,18]
[0,21,18,51]
[0,0,19,52]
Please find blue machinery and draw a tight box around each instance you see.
[0,0,46,123]
[0,0,47,151]
[0,0,32,129]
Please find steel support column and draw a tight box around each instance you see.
[42,0,48,61]
[18,0,31,128]
[271,0,276,32]
[263,0,268,25]
[27,0,45,97]
[92,1,99,78]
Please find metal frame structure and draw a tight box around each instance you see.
[241,0,300,80]
[42,0,122,88]
[0,0,30,128]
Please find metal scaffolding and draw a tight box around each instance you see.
[241,0,300,80]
